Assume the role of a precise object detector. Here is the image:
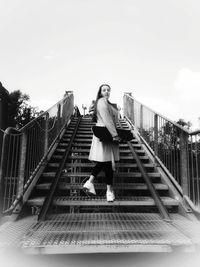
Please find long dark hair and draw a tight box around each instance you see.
[92,84,111,122]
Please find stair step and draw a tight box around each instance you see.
[52,155,149,161]
[46,212,164,221]
[58,143,142,149]
[55,148,145,154]
[66,143,142,148]
[62,138,139,143]
[65,155,149,160]
[67,130,93,134]
[63,138,92,142]
[64,133,137,140]
[69,148,144,153]
[36,182,168,191]
[22,212,193,253]
[27,196,179,207]
[64,134,92,138]
[48,162,154,168]
[41,172,160,178]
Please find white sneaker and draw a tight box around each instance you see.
[106,190,115,202]
[83,180,96,196]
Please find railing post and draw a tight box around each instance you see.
[130,97,135,125]
[123,94,127,117]
[44,113,49,155]
[57,104,61,134]
[154,114,158,157]
[123,93,134,125]
[140,104,143,135]
[0,131,8,215]
[11,132,27,214]
[180,130,189,196]
[17,132,27,197]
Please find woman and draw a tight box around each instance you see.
[83,84,120,202]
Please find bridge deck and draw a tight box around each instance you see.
[1,213,200,254]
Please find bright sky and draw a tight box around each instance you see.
[1,0,200,129]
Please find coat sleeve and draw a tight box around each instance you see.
[97,98,118,137]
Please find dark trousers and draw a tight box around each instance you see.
[91,161,113,185]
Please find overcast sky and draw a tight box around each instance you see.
[1,0,200,129]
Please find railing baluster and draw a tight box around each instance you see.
[123,92,200,210]
[44,113,49,155]
[154,114,158,158]
[17,133,27,196]
[0,93,75,214]
[180,130,189,196]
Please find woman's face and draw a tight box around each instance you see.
[101,85,111,99]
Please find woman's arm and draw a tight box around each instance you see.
[97,98,118,138]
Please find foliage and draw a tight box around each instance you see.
[176,118,192,130]
[8,90,42,128]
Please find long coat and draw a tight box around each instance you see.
[88,97,120,163]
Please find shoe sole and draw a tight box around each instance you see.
[106,193,115,202]
[83,187,96,196]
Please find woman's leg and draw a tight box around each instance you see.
[103,161,113,186]
[89,162,105,182]
[103,162,115,201]
[83,162,104,195]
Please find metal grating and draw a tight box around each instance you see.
[27,196,179,206]
[0,216,37,248]
[21,213,194,250]
[170,214,200,244]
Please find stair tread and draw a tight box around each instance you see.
[27,196,178,206]
[22,212,192,252]
[58,143,142,147]
[48,163,154,168]
[62,138,139,143]
[67,149,145,153]
[45,212,172,221]
[36,182,168,190]
[55,149,145,154]
[65,155,149,159]
[42,172,160,177]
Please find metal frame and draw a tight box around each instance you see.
[123,93,200,211]
[0,93,74,216]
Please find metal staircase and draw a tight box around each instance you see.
[7,116,199,254]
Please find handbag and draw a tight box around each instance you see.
[92,126,133,142]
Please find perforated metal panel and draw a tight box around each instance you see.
[19,213,199,253]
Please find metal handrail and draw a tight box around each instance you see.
[124,93,190,134]
[190,130,200,136]
[127,139,171,221]
[0,93,74,215]
[19,96,73,131]
[123,93,200,210]
[118,119,171,221]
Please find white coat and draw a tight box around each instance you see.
[88,97,120,163]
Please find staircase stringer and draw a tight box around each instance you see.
[38,117,81,221]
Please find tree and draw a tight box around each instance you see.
[8,90,42,128]
[176,118,192,130]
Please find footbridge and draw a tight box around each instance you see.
[0,92,200,254]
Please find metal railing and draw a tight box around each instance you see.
[123,93,200,210]
[0,93,74,214]
[187,132,200,208]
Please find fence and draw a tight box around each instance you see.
[123,93,200,210]
[0,93,74,214]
